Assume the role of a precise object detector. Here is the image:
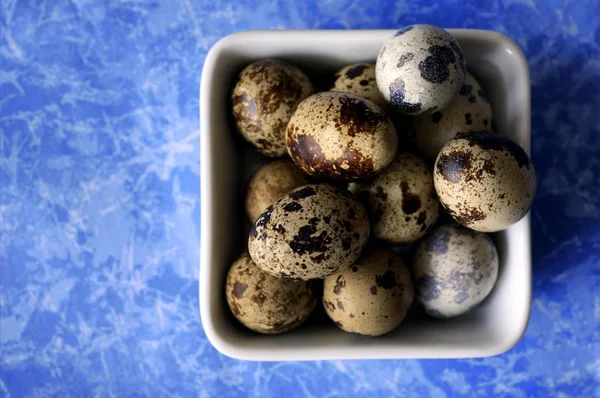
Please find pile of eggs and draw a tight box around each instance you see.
[226,24,536,336]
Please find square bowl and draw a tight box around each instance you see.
[200,29,531,361]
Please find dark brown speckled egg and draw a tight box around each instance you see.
[349,153,439,244]
[232,59,313,157]
[286,92,397,181]
[248,184,370,280]
[434,131,536,232]
[322,247,414,336]
[226,253,316,334]
[245,160,307,223]
[409,72,493,162]
[331,63,387,109]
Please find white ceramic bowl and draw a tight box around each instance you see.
[199,29,531,361]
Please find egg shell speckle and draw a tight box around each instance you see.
[409,72,493,161]
[349,153,439,244]
[232,59,313,157]
[434,131,536,232]
[286,91,398,181]
[331,63,387,109]
[248,184,370,280]
[225,253,316,334]
[245,160,307,223]
[413,223,499,318]
[376,24,466,115]
[323,247,414,336]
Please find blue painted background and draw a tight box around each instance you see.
[1,0,599,396]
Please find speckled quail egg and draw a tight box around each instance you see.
[286,92,397,180]
[434,131,536,232]
[232,59,313,157]
[226,253,316,334]
[331,63,387,109]
[409,71,493,161]
[245,160,307,222]
[349,153,439,243]
[323,247,414,336]
[248,184,370,280]
[413,223,498,318]
[376,24,466,115]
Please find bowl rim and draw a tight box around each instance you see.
[199,28,531,361]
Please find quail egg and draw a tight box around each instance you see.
[323,247,414,336]
[434,131,536,232]
[413,223,498,318]
[409,71,493,161]
[245,160,307,222]
[331,63,387,109]
[248,184,370,280]
[349,153,439,243]
[226,253,316,334]
[286,92,397,180]
[376,24,466,115]
[232,59,313,157]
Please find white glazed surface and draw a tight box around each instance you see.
[199,29,531,361]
